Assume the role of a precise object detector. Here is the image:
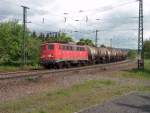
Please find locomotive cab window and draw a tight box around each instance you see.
[76,47,84,51]
[77,47,80,51]
[81,47,85,51]
[41,45,46,51]
[59,45,63,49]
[48,44,54,50]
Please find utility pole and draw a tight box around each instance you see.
[21,5,29,67]
[137,0,144,69]
[95,30,98,47]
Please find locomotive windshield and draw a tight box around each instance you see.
[48,44,54,50]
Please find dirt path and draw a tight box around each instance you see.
[78,92,150,113]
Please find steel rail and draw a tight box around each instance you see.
[0,60,132,80]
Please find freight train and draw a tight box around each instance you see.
[40,42,127,69]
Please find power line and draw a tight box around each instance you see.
[23,0,137,25]
[82,0,137,16]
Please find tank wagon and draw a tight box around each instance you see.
[40,42,127,69]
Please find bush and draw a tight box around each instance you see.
[128,50,136,59]
[0,21,41,66]
[144,40,150,59]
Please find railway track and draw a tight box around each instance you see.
[0,60,133,80]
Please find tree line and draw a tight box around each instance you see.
[0,21,94,66]
[144,40,150,59]
[0,21,150,66]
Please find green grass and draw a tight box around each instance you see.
[0,80,131,113]
[0,65,41,72]
[0,60,150,113]
[0,79,149,113]
[121,59,150,79]
[1,79,148,113]
[0,66,21,72]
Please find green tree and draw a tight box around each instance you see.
[46,32,73,43]
[46,33,50,39]
[38,33,45,41]
[128,50,136,59]
[31,31,37,38]
[77,38,94,46]
[100,44,106,48]
[0,21,42,66]
[26,38,41,65]
[0,21,22,64]
[144,40,150,59]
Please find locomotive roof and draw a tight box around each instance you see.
[41,42,86,47]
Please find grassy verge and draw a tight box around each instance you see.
[121,59,150,79]
[0,65,41,72]
[0,60,149,113]
[0,79,149,113]
[0,66,21,72]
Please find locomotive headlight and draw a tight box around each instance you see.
[48,54,51,57]
[41,55,45,58]
[48,54,53,58]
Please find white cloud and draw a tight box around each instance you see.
[0,0,150,49]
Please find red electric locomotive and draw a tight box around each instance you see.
[40,43,88,68]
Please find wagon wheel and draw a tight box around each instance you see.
[88,60,93,65]
[57,62,63,69]
[91,60,96,65]
[82,61,85,66]
[56,62,64,69]
[66,62,71,68]
[84,61,88,66]
[102,57,106,64]
[44,65,51,69]
[82,61,87,66]
[77,61,82,67]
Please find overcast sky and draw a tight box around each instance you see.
[0,0,150,49]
